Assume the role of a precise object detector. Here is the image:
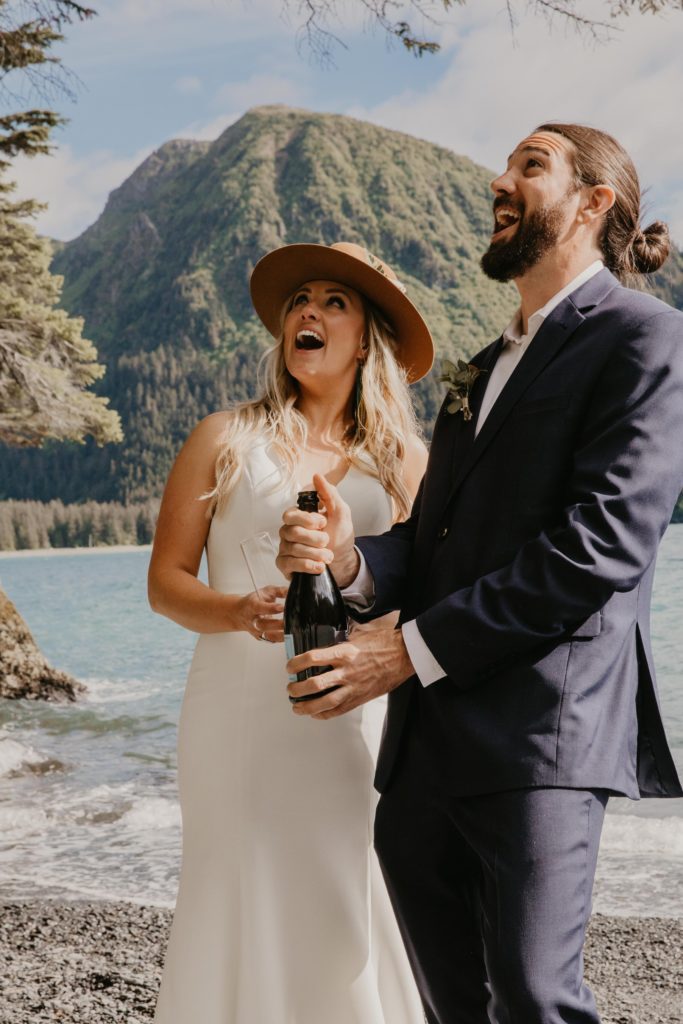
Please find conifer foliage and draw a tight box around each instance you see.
[0,0,121,448]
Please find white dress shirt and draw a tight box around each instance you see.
[345,261,604,685]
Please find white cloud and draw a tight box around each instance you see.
[174,75,202,95]
[10,144,153,242]
[175,73,305,142]
[346,3,683,244]
[8,1,683,246]
[212,73,303,111]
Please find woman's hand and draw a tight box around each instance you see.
[231,586,288,642]
[277,473,359,588]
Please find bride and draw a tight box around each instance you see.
[148,241,433,1023]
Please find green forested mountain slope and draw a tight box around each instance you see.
[1,105,682,503]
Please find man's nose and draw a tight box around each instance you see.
[490,169,515,195]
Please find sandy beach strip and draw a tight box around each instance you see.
[0,544,151,560]
[0,902,680,1023]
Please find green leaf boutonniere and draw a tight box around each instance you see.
[439,359,487,420]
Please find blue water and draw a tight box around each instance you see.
[0,536,681,916]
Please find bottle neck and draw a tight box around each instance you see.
[297,489,319,514]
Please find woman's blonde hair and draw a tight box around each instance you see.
[205,296,421,521]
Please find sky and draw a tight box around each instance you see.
[4,0,683,245]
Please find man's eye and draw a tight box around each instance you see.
[526,158,543,170]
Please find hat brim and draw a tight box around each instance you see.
[249,244,434,384]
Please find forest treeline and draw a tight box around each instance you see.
[0,492,681,552]
[0,499,160,550]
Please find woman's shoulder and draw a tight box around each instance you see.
[403,432,428,473]
[181,410,233,452]
[402,432,429,501]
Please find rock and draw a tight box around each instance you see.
[0,587,85,701]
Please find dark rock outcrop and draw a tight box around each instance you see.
[0,587,85,701]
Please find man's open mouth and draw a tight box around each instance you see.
[295,330,325,351]
[492,205,522,238]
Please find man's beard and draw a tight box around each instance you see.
[480,197,569,283]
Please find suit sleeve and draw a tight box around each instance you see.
[416,309,683,689]
[354,476,424,618]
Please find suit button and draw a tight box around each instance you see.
[438,526,449,540]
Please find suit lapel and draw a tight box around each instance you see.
[450,338,503,467]
[435,265,620,512]
[444,296,588,508]
[430,338,503,501]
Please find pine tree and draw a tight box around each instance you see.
[0,0,111,700]
[0,1,120,447]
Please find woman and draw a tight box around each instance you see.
[149,241,433,1024]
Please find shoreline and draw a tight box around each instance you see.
[0,543,151,560]
[0,901,680,1023]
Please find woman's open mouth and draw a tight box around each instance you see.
[295,330,325,351]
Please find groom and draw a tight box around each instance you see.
[277,123,683,1023]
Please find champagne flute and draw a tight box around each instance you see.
[239,532,286,641]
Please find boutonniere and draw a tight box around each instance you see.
[439,359,487,420]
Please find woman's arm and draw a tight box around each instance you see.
[148,413,285,638]
[398,432,429,516]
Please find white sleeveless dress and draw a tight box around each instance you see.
[154,442,424,1024]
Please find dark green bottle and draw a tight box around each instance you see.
[284,490,348,703]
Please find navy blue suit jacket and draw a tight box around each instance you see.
[358,269,683,797]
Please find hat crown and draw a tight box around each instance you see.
[330,242,402,290]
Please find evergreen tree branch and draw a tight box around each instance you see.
[284,0,681,60]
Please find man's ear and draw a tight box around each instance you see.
[578,184,616,226]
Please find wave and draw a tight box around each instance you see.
[0,734,40,776]
[120,795,181,831]
[0,732,65,778]
[601,812,683,857]
[83,676,168,705]
[0,803,49,839]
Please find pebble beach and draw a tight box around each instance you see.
[0,902,680,1024]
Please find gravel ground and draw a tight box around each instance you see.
[0,902,680,1023]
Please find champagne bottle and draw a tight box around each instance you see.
[284,490,348,703]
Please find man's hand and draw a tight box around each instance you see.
[277,473,359,587]
[286,624,415,718]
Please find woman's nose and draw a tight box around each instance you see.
[299,302,319,320]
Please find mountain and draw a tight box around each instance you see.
[2,105,682,503]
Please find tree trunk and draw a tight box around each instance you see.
[0,585,85,701]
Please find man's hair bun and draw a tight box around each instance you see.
[631,221,671,275]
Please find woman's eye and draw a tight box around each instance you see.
[292,293,308,306]
[327,295,345,308]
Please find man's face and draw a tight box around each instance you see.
[481,131,580,282]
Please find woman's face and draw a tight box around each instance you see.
[282,279,366,393]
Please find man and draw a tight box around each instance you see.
[276,123,683,1023]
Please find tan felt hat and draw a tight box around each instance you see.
[249,241,434,383]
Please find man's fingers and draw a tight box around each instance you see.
[287,642,354,677]
[290,681,349,714]
[277,555,327,577]
[313,473,340,516]
[281,508,327,530]
[280,541,332,564]
[279,522,330,550]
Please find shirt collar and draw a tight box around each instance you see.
[503,260,604,347]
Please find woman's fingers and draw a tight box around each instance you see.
[259,585,289,602]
